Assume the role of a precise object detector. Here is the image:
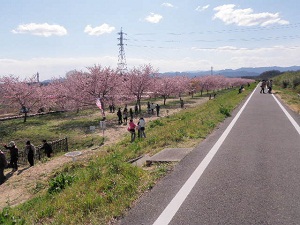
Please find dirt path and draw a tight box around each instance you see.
[0,97,208,210]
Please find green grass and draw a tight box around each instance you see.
[0,84,255,224]
[273,71,300,114]
[0,111,105,151]
[273,71,300,92]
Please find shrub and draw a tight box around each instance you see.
[48,173,76,194]
[149,120,164,128]
[292,77,300,89]
[282,80,290,88]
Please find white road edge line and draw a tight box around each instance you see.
[152,86,258,225]
[272,94,300,135]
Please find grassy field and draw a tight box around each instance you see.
[1,85,256,224]
[273,71,300,114]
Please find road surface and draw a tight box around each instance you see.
[118,86,300,225]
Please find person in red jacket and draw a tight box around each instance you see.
[127,119,136,142]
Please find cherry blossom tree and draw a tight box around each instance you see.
[58,65,121,118]
[123,64,158,113]
[154,76,178,105]
[0,75,41,122]
[174,75,190,97]
[188,77,200,98]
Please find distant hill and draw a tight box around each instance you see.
[161,66,300,78]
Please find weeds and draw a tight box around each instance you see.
[219,104,231,117]
[0,207,25,225]
[48,173,77,194]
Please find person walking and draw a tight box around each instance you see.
[0,150,7,184]
[123,107,128,124]
[40,140,53,158]
[25,140,36,166]
[138,117,146,138]
[156,104,160,117]
[128,119,137,142]
[268,80,273,94]
[129,108,133,120]
[4,141,18,172]
[151,103,155,115]
[117,108,123,125]
[180,98,184,108]
[134,104,138,116]
[260,80,267,94]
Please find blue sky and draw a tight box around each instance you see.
[0,0,300,80]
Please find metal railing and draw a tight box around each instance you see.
[3,137,68,166]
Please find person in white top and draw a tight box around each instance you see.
[137,118,146,138]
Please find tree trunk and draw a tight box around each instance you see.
[23,112,27,123]
[137,98,141,114]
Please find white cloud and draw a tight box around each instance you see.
[190,44,300,70]
[195,5,210,12]
[213,4,289,27]
[12,23,67,37]
[84,23,115,36]
[145,13,163,23]
[162,3,174,8]
[0,56,117,80]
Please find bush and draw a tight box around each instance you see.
[292,77,300,89]
[282,80,290,88]
[48,173,76,194]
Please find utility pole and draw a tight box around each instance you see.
[36,72,39,83]
[117,27,127,75]
[211,66,213,76]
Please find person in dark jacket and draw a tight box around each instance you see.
[40,140,52,158]
[156,104,160,117]
[117,108,123,125]
[0,150,7,184]
[4,141,18,172]
[25,140,35,166]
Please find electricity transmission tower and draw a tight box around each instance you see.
[117,27,127,75]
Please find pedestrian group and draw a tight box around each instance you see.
[260,80,273,94]
[0,140,53,185]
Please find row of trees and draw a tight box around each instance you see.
[0,64,254,121]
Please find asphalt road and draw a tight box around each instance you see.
[118,86,300,225]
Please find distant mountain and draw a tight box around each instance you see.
[162,66,300,78]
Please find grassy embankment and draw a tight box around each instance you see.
[272,71,300,114]
[0,84,255,224]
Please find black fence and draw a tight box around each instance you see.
[0,110,65,122]
[3,137,69,166]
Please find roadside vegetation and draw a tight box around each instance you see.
[272,71,300,114]
[1,84,256,224]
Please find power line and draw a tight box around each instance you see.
[130,23,300,36]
